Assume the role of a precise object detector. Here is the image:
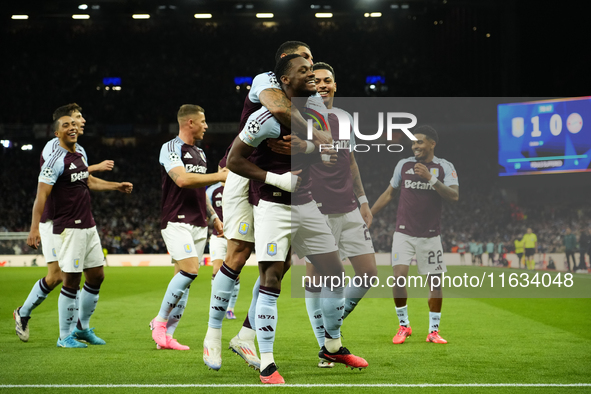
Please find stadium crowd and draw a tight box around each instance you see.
[2,133,590,257]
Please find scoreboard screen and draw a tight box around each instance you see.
[498,97,591,176]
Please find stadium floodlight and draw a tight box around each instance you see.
[113,86,122,91]
[132,14,150,19]
[194,13,212,19]
[370,12,382,17]
[78,4,88,10]
[401,4,409,9]
[0,140,11,148]
[11,15,29,20]
[256,13,274,18]
[21,144,33,151]
[72,14,90,19]
[315,13,333,18]
[391,4,400,9]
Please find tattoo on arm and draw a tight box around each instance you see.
[169,171,179,183]
[206,199,216,219]
[350,154,366,198]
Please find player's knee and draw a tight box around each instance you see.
[45,274,63,290]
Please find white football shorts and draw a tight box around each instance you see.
[161,222,207,263]
[39,220,58,263]
[391,232,447,275]
[222,171,255,243]
[53,226,104,273]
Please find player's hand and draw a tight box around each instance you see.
[27,229,41,250]
[360,203,373,229]
[97,160,115,172]
[217,167,229,182]
[118,182,133,194]
[321,148,338,167]
[291,169,303,192]
[414,163,432,181]
[267,135,307,156]
[213,218,224,236]
[312,127,333,146]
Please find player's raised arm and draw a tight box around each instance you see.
[370,184,399,218]
[87,175,133,193]
[88,160,114,174]
[228,128,301,193]
[27,182,53,249]
[413,162,459,203]
[349,152,372,227]
[167,167,227,189]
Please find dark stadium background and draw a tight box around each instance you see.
[1,0,589,259]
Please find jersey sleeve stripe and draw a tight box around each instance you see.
[47,150,64,168]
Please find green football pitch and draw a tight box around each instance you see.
[1,266,590,394]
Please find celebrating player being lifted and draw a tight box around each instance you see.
[371,126,459,345]
[268,62,377,368]
[226,54,368,384]
[27,114,133,348]
[150,105,227,351]
[204,41,331,372]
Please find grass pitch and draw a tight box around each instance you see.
[1,266,590,393]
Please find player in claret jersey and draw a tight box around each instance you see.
[227,54,368,384]
[27,115,133,348]
[13,103,115,342]
[268,62,377,367]
[150,105,227,351]
[371,126,459,345]
[204,41,331,372]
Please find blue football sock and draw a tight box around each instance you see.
[167,286,190,336]
[255,286,280,354]
[77,282,100,330]
[20,277,52,317]
[207,263,238,329]
[158,271,196,320]
[58,286,77,340]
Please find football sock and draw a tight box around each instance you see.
[158,271,196,320]
[20,277,52,317]
[207,263,239,329]
[260,353,275,373]
[77,282,100,330]
[305,282,325,348]
[343,283,370,319]
[320,285,345,344]
[71,289,80,332]
[245,276,261,331]
[324,337,342,353]
[429,311,441,333]
[167,286,190,336]
[256,286,280,370]
[58,286,77,339]
[396,305,410,327]
[238,325,256,341]
[228,279,240,311]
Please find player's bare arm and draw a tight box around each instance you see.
[227,137,302,192]
[88,175,133,193]
[206,194,224,236]
[88,160,114,174]
[414,163,459,203]
[370,185,400,219]
[26,182,53,249]
[259,88,332,146]
[266,134,307,155]
[167,167,227,189]
[350,152,373,228]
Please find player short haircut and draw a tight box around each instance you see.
[177,104,205,121]
[274,54,303,82]
[414,125,439,144]
[52,103,82,121]
[53,115,72,132]
[313,62,336,81]
[275,41,311,64]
